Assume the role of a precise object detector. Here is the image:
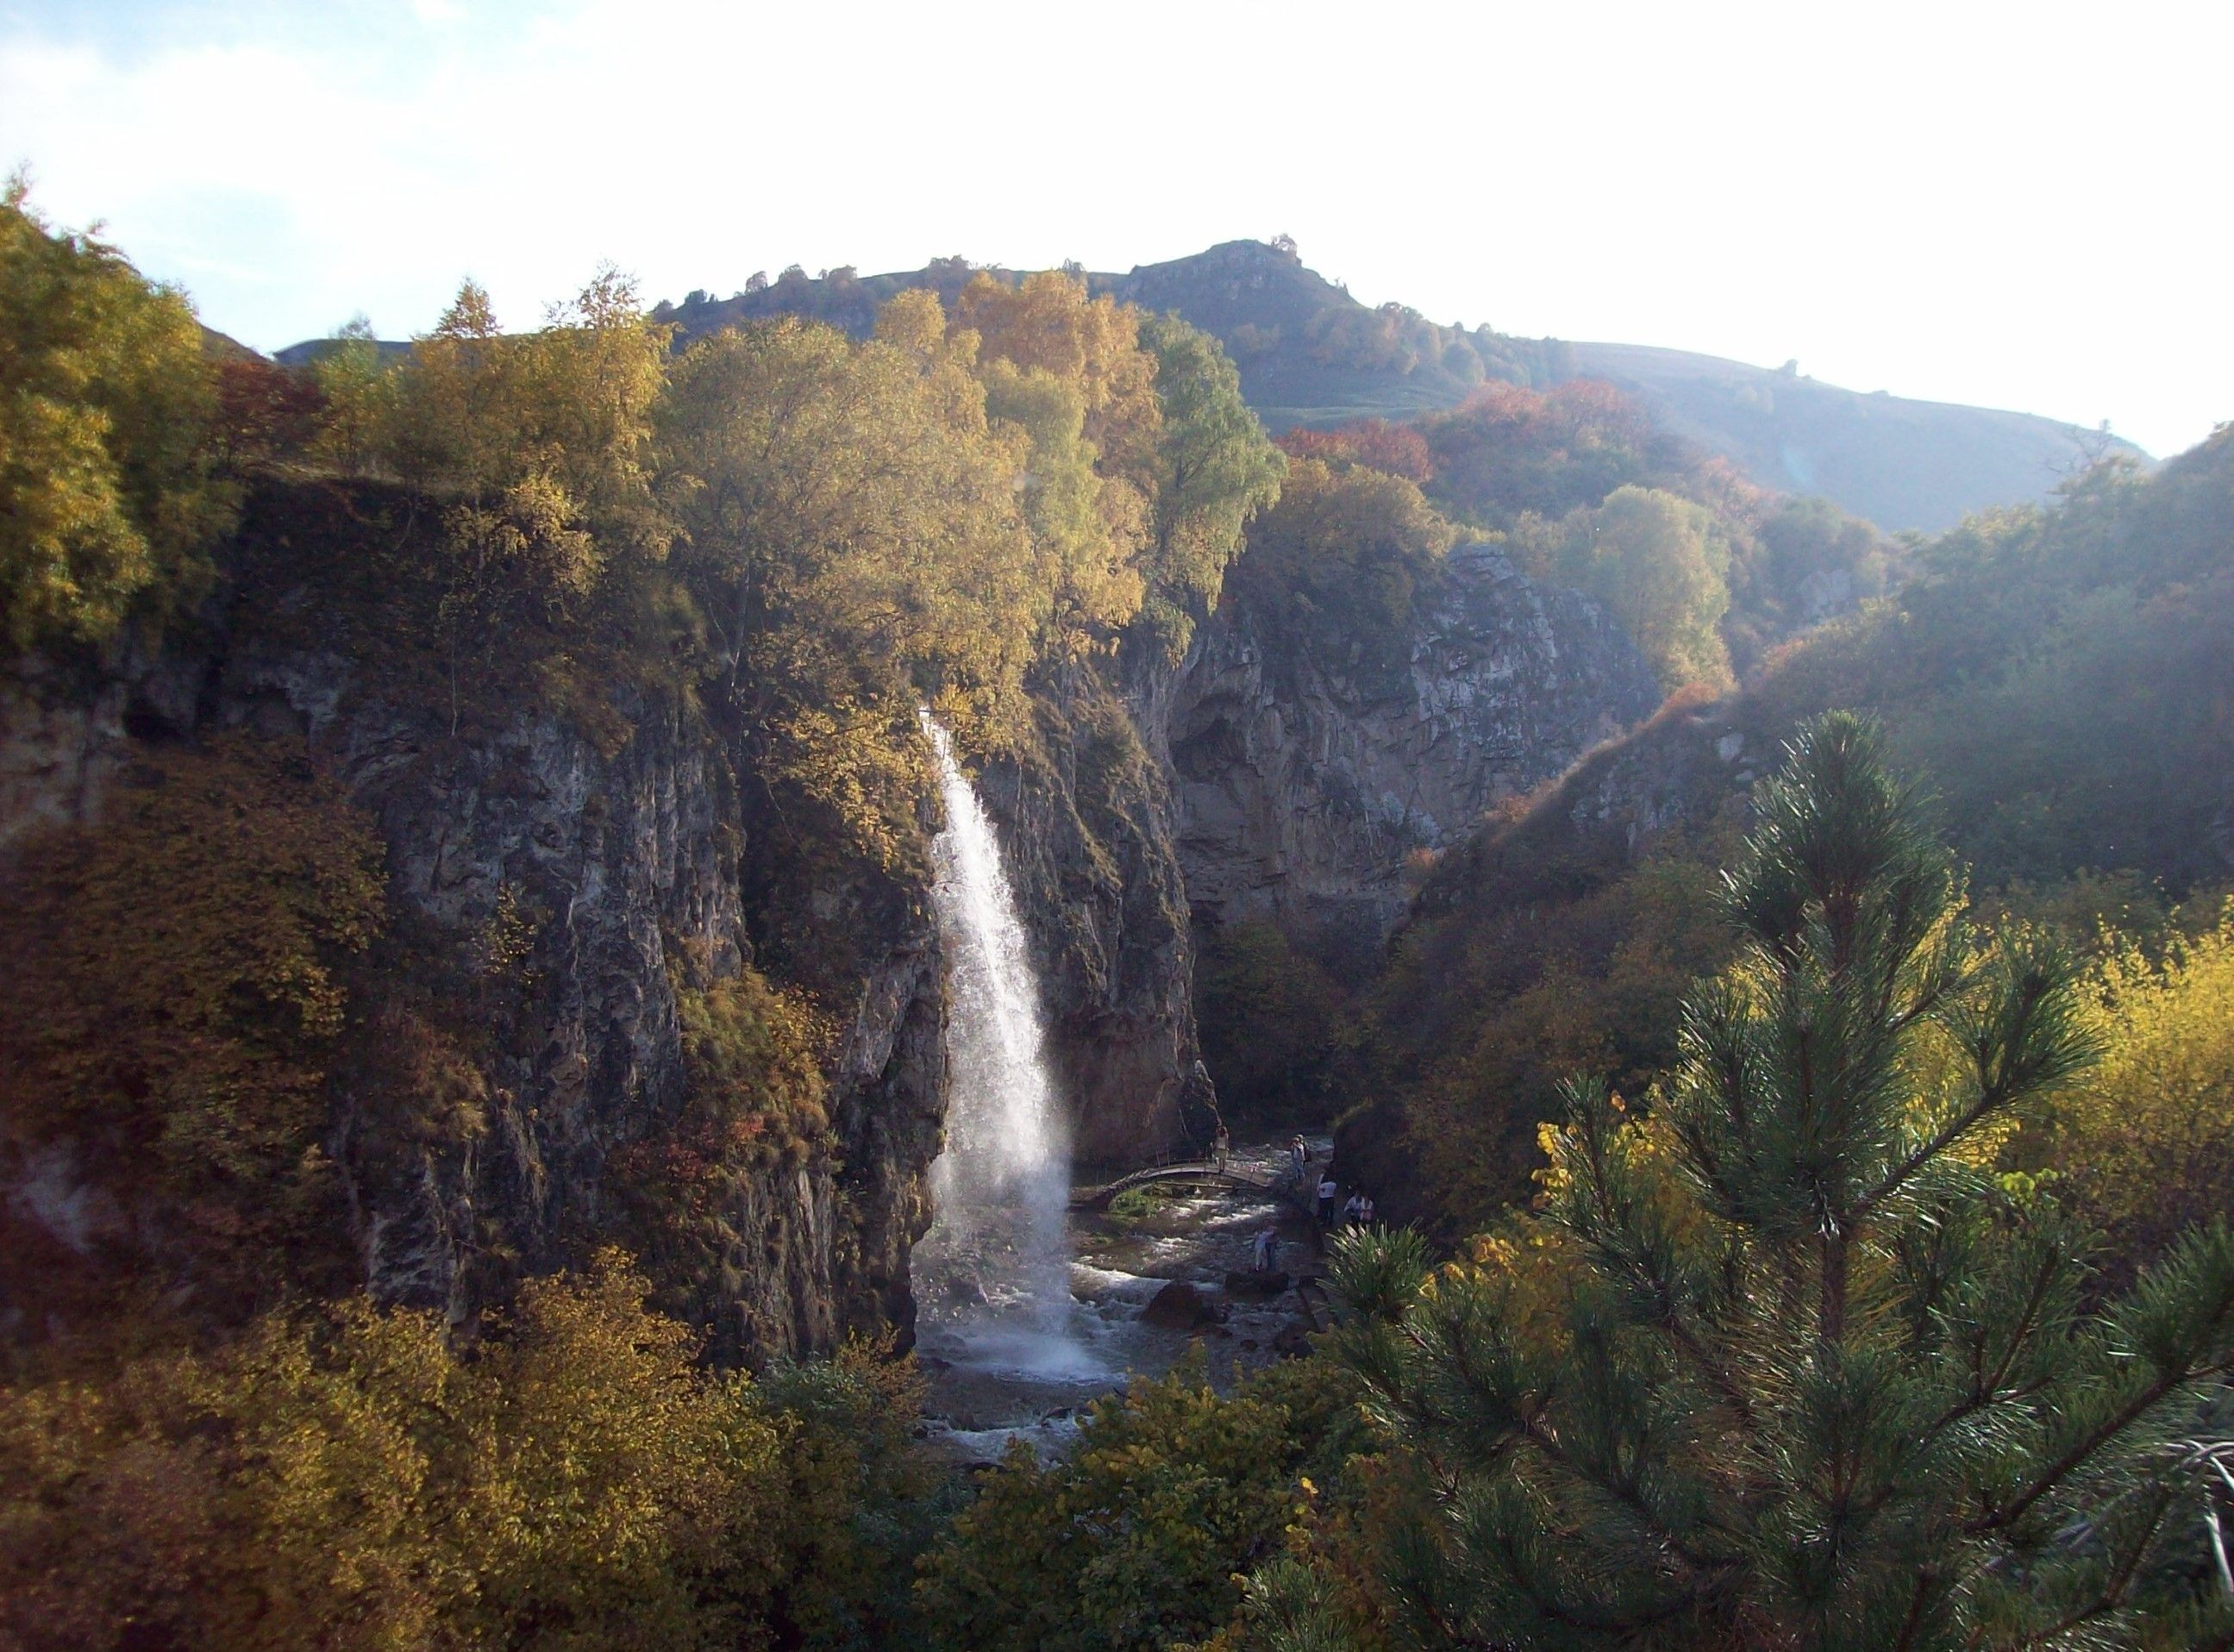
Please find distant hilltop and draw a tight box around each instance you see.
[281,240,2148,535]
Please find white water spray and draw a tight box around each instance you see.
[914,710,1084,1369]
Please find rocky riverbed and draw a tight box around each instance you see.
[915,1136,1332,1461]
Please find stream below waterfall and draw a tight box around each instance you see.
[913,1136,1330,1462]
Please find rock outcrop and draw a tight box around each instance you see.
[3,641,948,1365]
[978,682,1204,1167]
[1168,542,1662,959]
[0,484,954,1366]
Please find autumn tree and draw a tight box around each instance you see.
[390,267,672,548]
[2022,904,2234,1270]
[1300,716,2234,1650]
[977,351,1148,643]
[953,269,1162,488]
[944,271,1183,651]
[308,315,396,475]
[377,269,673,723]
[655,309,1041,851]
[1516,483,1734,691]
[1227,457,1455,681]
[1752,492,1889,623]
[1277,418,1434,484]
[915,1356,1369,1652]
[1136,311,1284,647]
[210,353,328,462]
[1418,380,1665,529]
[0,1253,793,1651]
[0,737,386,1329]
[0,175,234,649]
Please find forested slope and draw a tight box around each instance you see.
[0,188,1293,1644]
[1347,425,2234,1237]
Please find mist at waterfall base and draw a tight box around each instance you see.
[910,713,1319,1457]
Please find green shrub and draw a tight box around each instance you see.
[916,1355,1372,1652]
[1107,1183,1183,1227]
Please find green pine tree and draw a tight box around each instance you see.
[1296,713,2234,1651]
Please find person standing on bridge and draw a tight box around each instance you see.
[1212,1124,1230,1173]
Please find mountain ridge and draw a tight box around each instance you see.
[620,238,2144,534]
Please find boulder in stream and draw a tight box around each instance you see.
[1224,1268,1290,1298]
[1142,1279,1223,1330]
[1273,1317,1318,1358]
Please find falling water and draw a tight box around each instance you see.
[913,710,1086,1374]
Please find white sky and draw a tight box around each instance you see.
[3,0,2225,458]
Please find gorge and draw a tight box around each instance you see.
[0,472,1663,1374]
[9,3,2234,1624]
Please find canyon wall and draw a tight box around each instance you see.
[3,487,1674,1355]
[1167,542,1662,961]
[0,485,951,1365]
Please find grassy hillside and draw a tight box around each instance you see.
[1560,339,2138,532]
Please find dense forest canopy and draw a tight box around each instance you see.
[3,185,2232,1650]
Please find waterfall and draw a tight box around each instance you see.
[913,710,1084,1369]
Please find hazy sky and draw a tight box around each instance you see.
[4,0,2225,458]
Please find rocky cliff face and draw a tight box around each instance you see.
[0,488,952,1367]
[3,495,1664,1356]
[977,682,1205,1168]
[962,541,1661,1163]
[293,666,949,1367]
[1168,543,1662,959]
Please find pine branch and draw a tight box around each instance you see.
[1968,1368,2193,1537]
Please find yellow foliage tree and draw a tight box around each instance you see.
[0,1253,791,1652]
[1517,484,1734,691]
[388,268,670,552]
[0,175,234,649]
[657,312,1042,851]
[378,270,673,725]
[947,272,1189,651]
[2027,904,2234,1263]
[310,315,397,475]
[978,355,1147,643]
[952,269,1162,487]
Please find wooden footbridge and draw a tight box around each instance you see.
[1070,1154,1338,1330]
[1070,1155,1316,1219]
